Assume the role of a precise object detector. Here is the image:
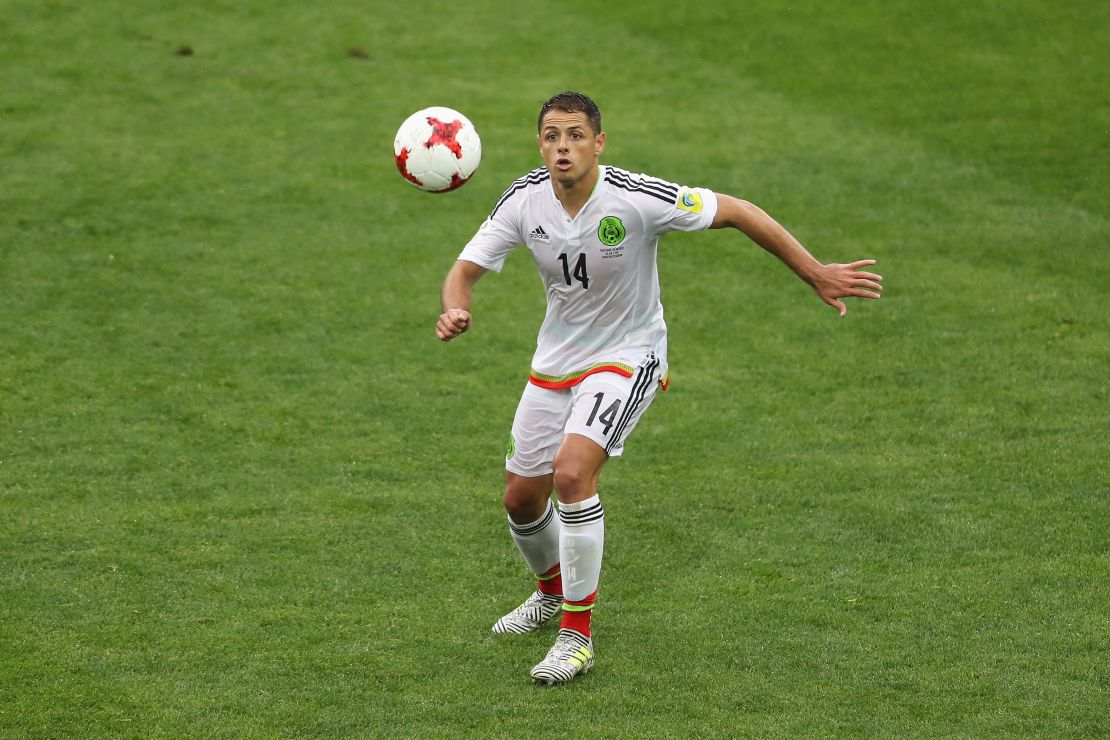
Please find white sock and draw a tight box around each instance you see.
[558,494,604,604]
[508,499,560,579]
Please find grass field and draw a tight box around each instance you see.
[2,0,1108,736]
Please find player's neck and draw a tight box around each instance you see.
[552,165,599,220]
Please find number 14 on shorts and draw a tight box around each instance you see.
[587,393,621,435]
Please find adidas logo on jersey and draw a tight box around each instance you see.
[529,225,550,241]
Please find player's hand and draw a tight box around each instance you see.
[436,308,472,341]
[811,259,883,317]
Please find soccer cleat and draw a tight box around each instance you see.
[491,590,563,634]
[530,629,595,685]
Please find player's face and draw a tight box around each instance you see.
[538,110,606,188]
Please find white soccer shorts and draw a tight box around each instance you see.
[505,355,662,477]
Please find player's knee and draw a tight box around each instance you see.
[552,464,591,501]
[503,477,550,522]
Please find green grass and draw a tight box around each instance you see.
[2,0,1107,736]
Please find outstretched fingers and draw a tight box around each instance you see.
[843,260,884,298]
[819,259,884,316]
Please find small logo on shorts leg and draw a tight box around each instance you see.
[506,435,516,460]
[598,216,625,246]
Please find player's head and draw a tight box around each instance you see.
[537,91,606,188]
[537,91,602,135]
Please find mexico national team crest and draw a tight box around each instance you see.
[598,216,625,246]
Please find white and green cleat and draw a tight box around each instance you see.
[530,629,595,685]
[491,590,563,635]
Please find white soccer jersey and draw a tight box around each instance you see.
[458,165,718,389]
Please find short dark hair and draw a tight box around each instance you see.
[537,91,602,135]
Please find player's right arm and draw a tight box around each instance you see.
[436,259,488,341]
[439,172,532,341]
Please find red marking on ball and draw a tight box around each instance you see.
[438,172,469,193]
[394,148,423,186]
[425,117,464,159]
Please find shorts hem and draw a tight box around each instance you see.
[504,459,554,478]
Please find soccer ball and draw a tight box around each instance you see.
[393,106,481,193]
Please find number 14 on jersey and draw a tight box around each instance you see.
[558,253,590,290]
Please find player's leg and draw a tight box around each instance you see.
[556,359,662,631]
[552,432,608,619]
[492,471,564,634]
[530,434,606,683]
[492,383,572,635]
[531,357,663,684]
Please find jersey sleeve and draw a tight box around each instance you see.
[456,208,521,273]
[652,184,718,235]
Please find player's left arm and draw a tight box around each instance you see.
[710,193,883,316]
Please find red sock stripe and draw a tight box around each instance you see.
[537,563,562,596]
[559,591,597,637]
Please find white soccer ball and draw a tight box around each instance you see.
[393,106,481,193]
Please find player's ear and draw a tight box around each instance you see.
[595,131,606,155]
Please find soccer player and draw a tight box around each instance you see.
[434,91,883,685]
